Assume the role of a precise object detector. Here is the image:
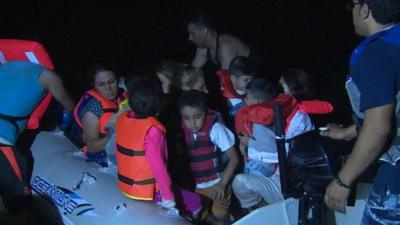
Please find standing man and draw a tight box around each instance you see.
[186,11,250,71]
[322,0,400,224]
[0,61,75,213]
[186,11,251,115]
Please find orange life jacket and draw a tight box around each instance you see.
[235,94,333,136]
[0,39,55,130]
[74,89,125,134]
[115,111,166,200]
[216,69,244,99]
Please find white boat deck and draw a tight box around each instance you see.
[31,131,191,225]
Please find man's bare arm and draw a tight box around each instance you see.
[191,48,208,68]
[219,42,237,70]
[39,70,75,111]
[339,104,393,186]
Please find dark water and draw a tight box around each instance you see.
[0,0,357,123]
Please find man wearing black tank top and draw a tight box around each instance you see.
[186,11,250,121]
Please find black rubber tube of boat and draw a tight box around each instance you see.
[273,104,289,199]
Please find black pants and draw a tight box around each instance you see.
[0,144,32,213]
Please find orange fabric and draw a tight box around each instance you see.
[0,39,55,130]
[235,94,334,136]
[86,89,119,134]
[0,146,22,181]
[216,69,243,99]
[0,39,54,70]
[115,111,165,200]
[73,89,121,134]
[26,93,52,130]
[235,94,297,136]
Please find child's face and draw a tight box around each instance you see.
[231,75,253,93]
[244,90,259,106]
[279,77,291,95]
[182,75,208,93]
[180,106,206,133]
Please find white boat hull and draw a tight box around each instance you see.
[30,131,191,225]
[233,183,371,225]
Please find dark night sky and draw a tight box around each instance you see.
[0,0,359,123]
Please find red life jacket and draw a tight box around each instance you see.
[216,69,244,99]
[74,89,125,135]
[182,111,222,184]
[235,94,333,136]
[0,39,55,130]
[115,111,165,200]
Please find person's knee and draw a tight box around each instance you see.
[232,174,248,194]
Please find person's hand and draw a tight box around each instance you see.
[160,199,179,216]
[59,111,73,132]
[319,123,348,140]
[239,143,248,161]
[210,182,226,201]
[324,179,351,213]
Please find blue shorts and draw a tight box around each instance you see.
[361,161,400,225]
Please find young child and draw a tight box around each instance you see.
[172,65,208,93]
[179,90,239,225]
[218,56,255,116]
[232,77,284,212]
[233,76,333,213]
[156,60,181,94]
[278,69,316,139]
[115,78,201,217]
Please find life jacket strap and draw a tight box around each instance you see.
[192,166,220,178]
[189,151,218,162]
[103,108,118,113]
[117,144,145,156]
[186,140,214,151]
[118,173,155,185]
[0,113,30,133]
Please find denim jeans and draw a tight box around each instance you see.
[86,150,108,167]
[361,161,400,225]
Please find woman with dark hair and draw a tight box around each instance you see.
[73,64,126,167]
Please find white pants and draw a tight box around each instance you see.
[232,172,283,208]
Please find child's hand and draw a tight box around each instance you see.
[160,199,179,217]
[210,182,226,201]
[239,144,248,161]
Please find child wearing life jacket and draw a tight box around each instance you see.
[217,56,255,116]
[232,77,284,212]
[73,64,126,167]
[278,69,316,139]
[232,76,333,213]
[115,78,202,218]
[179,90,239,225]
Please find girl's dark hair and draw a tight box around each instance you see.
[127,78,162,118]
[246,77,277,103]
[281,69,315,100]
[178,89,208,112]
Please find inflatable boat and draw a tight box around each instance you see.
[233,183,371,225]
[30,130,191,225]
